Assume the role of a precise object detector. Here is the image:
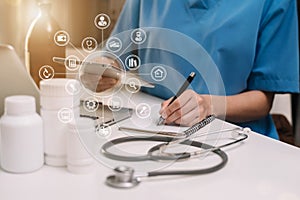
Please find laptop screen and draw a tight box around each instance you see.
[0,45,40,115]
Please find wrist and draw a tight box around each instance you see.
[202,95,227,119]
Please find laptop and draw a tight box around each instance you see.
[0,44,131,126]
[0,44,40,115]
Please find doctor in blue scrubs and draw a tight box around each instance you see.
[98,0,299,139]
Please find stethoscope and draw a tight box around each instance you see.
[102,124,250,189]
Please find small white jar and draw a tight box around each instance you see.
[67,117,95,174]
[0,95,43,173]
[40,78,80,167]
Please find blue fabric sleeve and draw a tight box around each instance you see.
[248,0,299,93]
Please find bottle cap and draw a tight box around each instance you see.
[40,78,80,97]
[5,95,36,116]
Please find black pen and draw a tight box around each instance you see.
[157,72,196,125]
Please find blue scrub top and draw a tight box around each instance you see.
[111,0,299,139]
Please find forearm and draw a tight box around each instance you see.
[207,91,275,123]
[160,90,275,126]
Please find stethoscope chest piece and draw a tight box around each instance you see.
[106,166,140,189]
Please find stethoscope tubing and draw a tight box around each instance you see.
[102,136,229,178]
[101,131,248,162]
[101,136,190,162]
[103,128,249,188]
[147,140,228,177]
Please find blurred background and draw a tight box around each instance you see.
[0,0,125,61]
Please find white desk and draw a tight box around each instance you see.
[1,92,300,200]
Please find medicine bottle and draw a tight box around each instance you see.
[0,95,43,173]
[25,0,65,88]
[67,117,95,174]
[40,78,80,167]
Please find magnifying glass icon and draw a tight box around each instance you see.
[129,81,137,90]
[126,78,141,93]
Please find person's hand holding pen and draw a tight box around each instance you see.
[159,90,213,126]
[157,72,213,126]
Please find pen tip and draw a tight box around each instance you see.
[190,72,196,77]
[157,117,164,126]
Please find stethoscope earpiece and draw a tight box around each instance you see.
[106,166,140,189]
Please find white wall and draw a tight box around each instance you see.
[0,0,125,60]
[270,94,292,124]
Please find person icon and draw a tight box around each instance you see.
[130,29,147,44]
[98,16,107,27]
[135,31,143,42]
[94,13,110,30]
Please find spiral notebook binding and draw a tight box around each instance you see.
[183,115,215,138]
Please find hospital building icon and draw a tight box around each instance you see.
[153,69,164,78]
[151,66,167,81]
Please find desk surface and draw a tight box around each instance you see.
[1,92,300,200]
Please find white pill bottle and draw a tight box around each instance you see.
[0,95,44,173]
[67,117,95,174]
[40,78,80,167]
